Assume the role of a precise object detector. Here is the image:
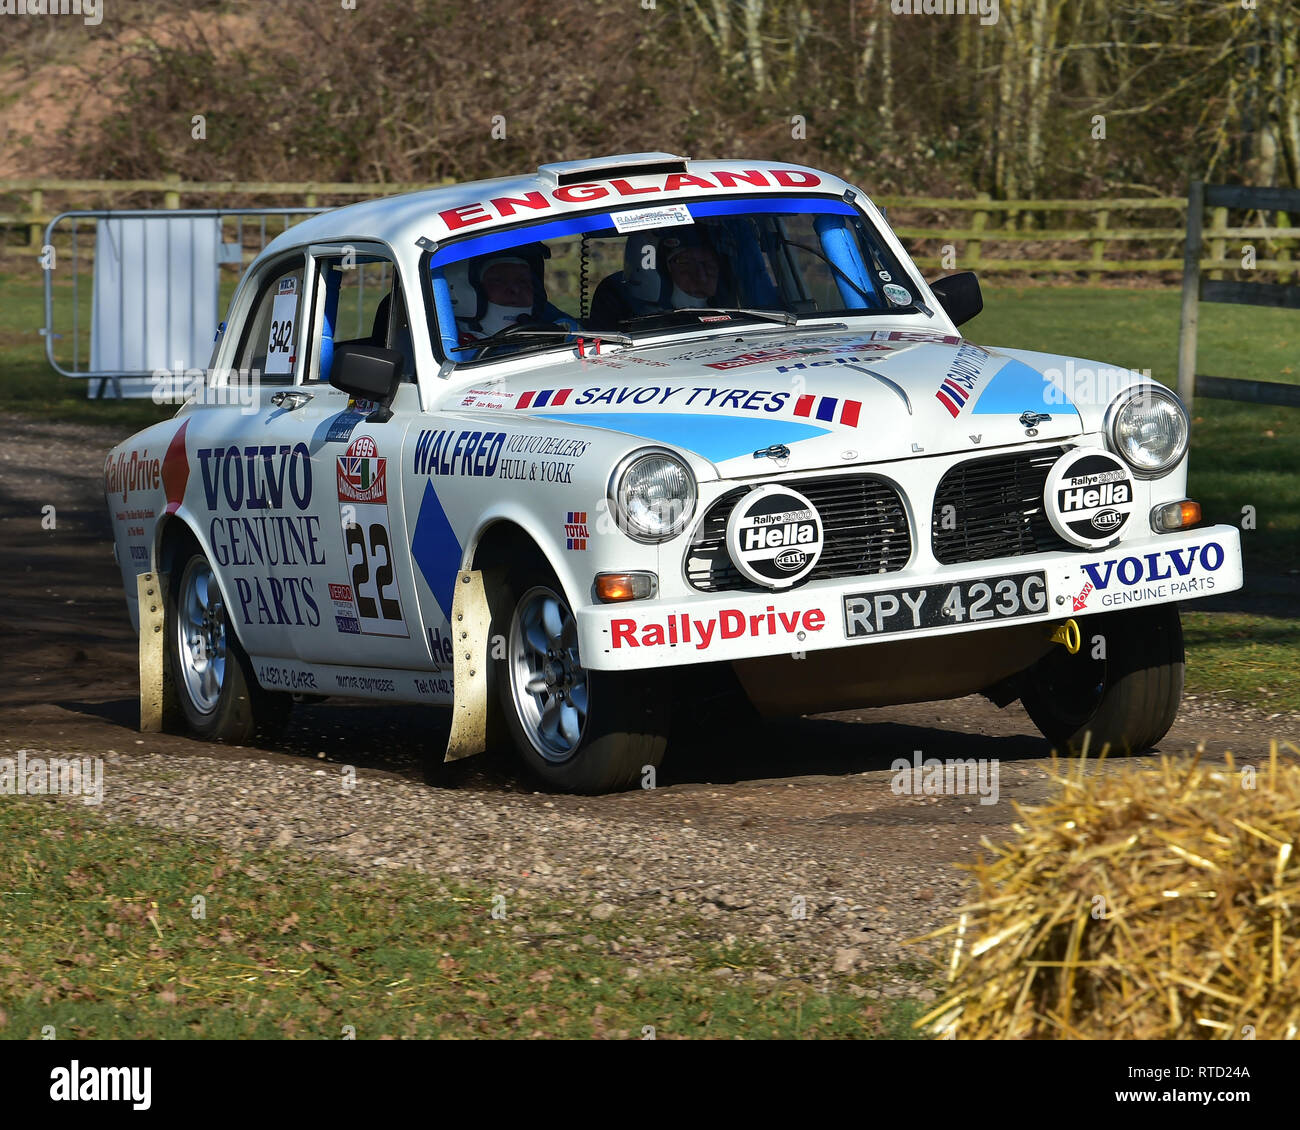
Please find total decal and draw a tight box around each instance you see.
[1044,447,1135,548]
[335,435,409,638]
[1071,539,1230,611]
[198,443,325,629]
[725,484,824,588]
[610,606,827,651]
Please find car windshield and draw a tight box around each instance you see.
[424,196,917,364]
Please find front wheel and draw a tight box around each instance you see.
[1019,604,1184,755]
[167,548,291,743]
[494,577,670,792]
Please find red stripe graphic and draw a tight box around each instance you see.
[840,399,861,428]
[935,389,961,417]
[942,379,968,403]
[793,394,815,418]
[551,387,572,405]
[516,390,535,409]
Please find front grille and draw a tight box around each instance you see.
[686,476,911,592]
[931,448,1070,564]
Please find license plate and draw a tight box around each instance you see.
[842,571,1048,639]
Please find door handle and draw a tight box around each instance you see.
[271,390,314,410]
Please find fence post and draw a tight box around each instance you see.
[969,191,989,272]
[29,189,42,249]
[1208,204,1227,280]
[1177,180,1204,408]
[1277,210,1292,285]
[1090,208,1108,283]
[164,173,181,209]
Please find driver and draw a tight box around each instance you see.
[453,246,580,345]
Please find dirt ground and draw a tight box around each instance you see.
[3,415,1297,982]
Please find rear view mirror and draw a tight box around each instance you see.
[929,272,983,327]
[329,342,402,421]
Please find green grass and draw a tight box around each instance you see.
[0,266,175,431]
[973,287,1300,574]
[1181,611,1300,713]
[0,799,926,1040]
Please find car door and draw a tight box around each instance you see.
[196,250,327,662]
[280,242,432,673]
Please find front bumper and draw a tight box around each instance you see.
[576,524,1242,670]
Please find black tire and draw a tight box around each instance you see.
[1019,604,1184,755]
[166,545,291,744]
[491,566,670,793]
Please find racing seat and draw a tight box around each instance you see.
[363,290,416,379]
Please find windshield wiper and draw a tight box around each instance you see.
[452,325,633,359]
[618,306,796,330]
[674,306,797,326]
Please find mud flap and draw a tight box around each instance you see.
[444,569,491,763]
[137,571,177,732]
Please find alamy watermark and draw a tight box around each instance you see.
[891,0,999,27]
[1,750,104,805]
[152,366,262,413]
[1042,361,1153,409]
[0,0,103,27]
[890,750,999,806]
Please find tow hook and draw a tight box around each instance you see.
[1049,618,1081,655]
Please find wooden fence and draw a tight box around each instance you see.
[1178,181,1300,409]
[4,175,1299,278]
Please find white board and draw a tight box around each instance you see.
[89,216,222,398]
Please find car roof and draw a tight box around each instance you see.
[260,153,856,263]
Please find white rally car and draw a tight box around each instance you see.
[105,153,1243,791]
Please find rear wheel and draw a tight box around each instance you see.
[494,574,670,792]
[167,548,291,743]
[1019,604,1184,755]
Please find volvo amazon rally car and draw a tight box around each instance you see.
[105,153,1243,792]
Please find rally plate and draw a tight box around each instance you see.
[842,570,1048,639]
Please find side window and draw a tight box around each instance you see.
[307,252,415,384]
[233,256,306,384]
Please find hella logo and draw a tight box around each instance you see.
[1092,507,1123,531]
[774,549,807,572]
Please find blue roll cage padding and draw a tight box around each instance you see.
[431,271,465,357]
[425,196,871,357]
[814,213,879,307]
[320,264,343,381]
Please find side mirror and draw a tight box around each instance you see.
[929,272,983,327]
[329,342,402,422]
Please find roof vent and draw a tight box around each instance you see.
[537,152,689,187]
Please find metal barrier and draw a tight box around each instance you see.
[41,207,325,396]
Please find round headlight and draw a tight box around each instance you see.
[609,449,697,542]
[1108,386,1189,476]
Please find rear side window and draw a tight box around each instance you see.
[233,256,306,384]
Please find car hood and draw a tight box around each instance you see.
[450,328,1086,476]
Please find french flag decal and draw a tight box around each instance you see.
[935,380,969,418]
[793,394,861,428]
[516,388,572,409]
